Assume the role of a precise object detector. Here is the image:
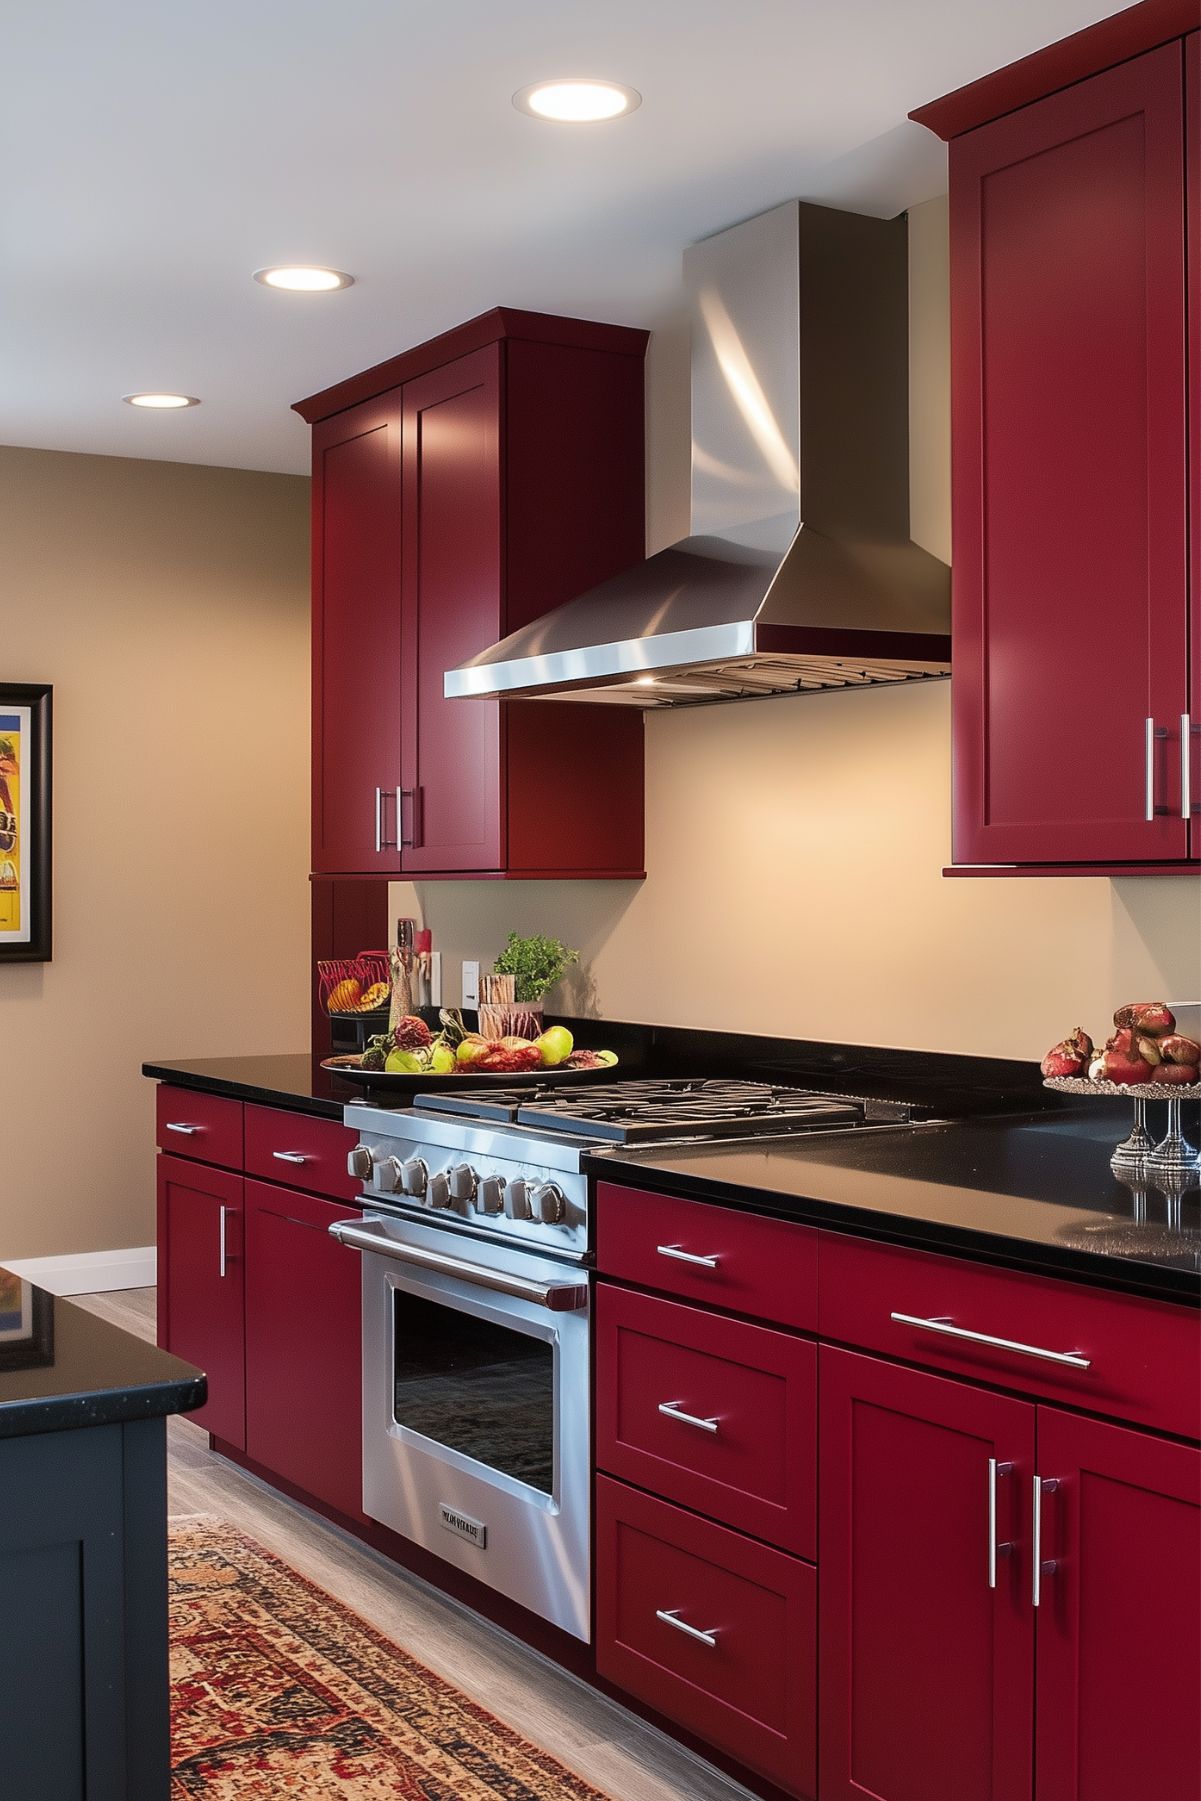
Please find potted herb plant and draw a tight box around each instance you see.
[482,932,579,1040]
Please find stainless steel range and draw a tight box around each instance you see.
[331,1078,916,1640]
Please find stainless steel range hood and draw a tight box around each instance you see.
[445,200,951,708]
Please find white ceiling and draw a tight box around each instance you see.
[2,0,1120,475]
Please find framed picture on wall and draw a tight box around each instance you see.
[0,1271,54,1371]
[0,682,52,963]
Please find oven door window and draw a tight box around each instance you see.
[391,1289,555,1496]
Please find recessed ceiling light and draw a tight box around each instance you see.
[123,392,200,409]
[513,79,641,123]
[253,266,354,292]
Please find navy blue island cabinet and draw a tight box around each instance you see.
[0,1272,205,1800]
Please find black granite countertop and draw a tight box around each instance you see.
[0,1274,206,1437]
[586,1110,1201,1304]
[143,1053,367,1119]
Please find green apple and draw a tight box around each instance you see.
[429,1042,456,1074]
[457,1036,488,1066]
[535,1025,574,1068]
[596,1049,618,1067]
[385,1048,424,1074]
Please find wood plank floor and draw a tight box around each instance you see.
[74,1287,753,1801]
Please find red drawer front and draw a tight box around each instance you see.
[597,1284,816,1558]
[596,1475,816,1797]
[820,1234,1201,1442]
[155,1085,243,1170]
[596,1182,819,1330]
[244,1104,360,1202]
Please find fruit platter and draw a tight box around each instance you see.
[1040,1001,1200,1175]
[321,1009,619,1092]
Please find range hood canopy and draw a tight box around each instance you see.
[445,200,951,708]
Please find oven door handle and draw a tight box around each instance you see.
[328,1219,588,1312]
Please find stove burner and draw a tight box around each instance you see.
[414,1078,866,1144]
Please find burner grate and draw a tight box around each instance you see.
[414,1077,866,1143]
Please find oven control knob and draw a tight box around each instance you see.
[427,1170,452,1210]
[504,1178,530,1221]
[530,1182,566,1225]
[374,1157,403,1193]
[448,1163,477,1203]
[347,1144,375,1180]
[400,1158,429,1198]
[475,1174,506,1215]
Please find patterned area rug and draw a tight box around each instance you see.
[169,1518,609,1799]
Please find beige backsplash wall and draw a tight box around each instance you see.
[394,197,1199,1058]
[1,448,312,1258]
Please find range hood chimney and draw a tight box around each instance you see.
[445,200,951,707]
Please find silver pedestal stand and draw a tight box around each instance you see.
[1042,1077,1201,1177]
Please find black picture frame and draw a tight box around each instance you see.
[0,682,52,963]
[0,1278,55,1371]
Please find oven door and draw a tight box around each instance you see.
[329,1213,591,1641]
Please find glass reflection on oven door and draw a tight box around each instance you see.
[389,1284,558,1500]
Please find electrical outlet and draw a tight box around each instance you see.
[461,960,480,1008]
[429,952,443,1008]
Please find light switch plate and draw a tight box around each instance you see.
[461,960,480,1008]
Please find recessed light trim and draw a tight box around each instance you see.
[253,266,355,292]
[513,79,641,123]
[123,392,200,409]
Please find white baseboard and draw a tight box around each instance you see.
[2,1245,157,1296]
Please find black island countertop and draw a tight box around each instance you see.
[586,1109,1201,1305]
[0,1274,206,1438]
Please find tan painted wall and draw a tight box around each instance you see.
[0,448,311,1258]
[394,197,1199,1058]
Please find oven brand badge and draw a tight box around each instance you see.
[439,1503,487,1549]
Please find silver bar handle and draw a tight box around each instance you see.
[1146,717,1156,821]
[1182,714,1192,821]
[1032,1475,1060,1608]
[659,1400,720,1435]
[218,1204,230,1279]
[889,1312,1091,1370]
[328,1219,588,1312]
[656,1244,720,1269]
[374,786,384,853]
[272,1151,308,1165]
[987,1458,1013,1589]
[165,1122,201,1136]
[656,1608,718,1648]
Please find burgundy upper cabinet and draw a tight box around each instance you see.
[915,10,1198,870]
[298,310,648,879]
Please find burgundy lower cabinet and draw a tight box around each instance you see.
[819,1346,1036,1801]
[595,1476,817,1796]
[1034,1409,1201,1801]
[243,1181,363,1521]
[595,1283,816,1558]
[156,1153,245,1448]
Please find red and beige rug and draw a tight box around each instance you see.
[169,1518,609,1799]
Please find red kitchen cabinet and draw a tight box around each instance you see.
[243,1181,363,1521]
[819,1346,1035,1801]
[298,310,648,879]
[156,1154,245,1447]
[921,34,1196,869]
[1188,32,1200,857]
[1034,1409,1201,1801]
[311,392,403,876]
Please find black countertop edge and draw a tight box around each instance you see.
[582,1141,1201,1307]
[0,1281,207,1439]
[143,1056,354,1119]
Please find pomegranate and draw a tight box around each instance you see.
[392,1015,433,1051]
[1113,1001,1176,1036]
[1096,1048,1154,1085]
[1136,1036,1163,1067]
[1040,1027,1093,1079]
[1157,1033,1201,1065]
[1151,1062,1199,1084]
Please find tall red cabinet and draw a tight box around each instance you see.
[298,309,648,881]
[915,9,1200,872]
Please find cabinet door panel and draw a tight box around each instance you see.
[1188,34,1200,857]
[1035,1409,1201,1801]
[819,1346,1034,1801]
[243,1182,362,1519]
[156,1155,244,1447]
[400,347,503,873]
[951,45,1189,864]
[312,393,403,874]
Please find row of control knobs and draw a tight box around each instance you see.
[347,1145,565,1223]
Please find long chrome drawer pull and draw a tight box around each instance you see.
[1183,713,1193,820]
[987,1458,1014,1589]
[327,1220,588,1312]
[1146,717,1157,821]
[656,1244,720,1268]
[889,1313,1091,1370]
[658,1400,720,1434]
[656,1609,718,1648]
[165,1122,201,1135]
[1032,1475,1060,1608]
[218,1205,231,1278]
[272,1151,309,1165]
